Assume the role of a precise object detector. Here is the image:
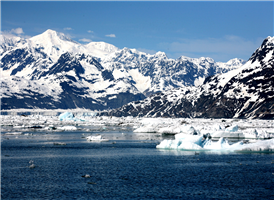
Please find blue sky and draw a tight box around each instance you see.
[1,1,273,62]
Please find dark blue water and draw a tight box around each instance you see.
[2,131,274,199]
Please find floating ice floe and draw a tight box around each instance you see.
[86,135,109,142]
[29,160,35,168]
[156,134,274,152]
[4,132,23,135]
[82,174,91,178]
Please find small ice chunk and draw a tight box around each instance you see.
[5,132,22,135]
[29,164,35,168]
[82,174,91,178]
[57,126,77,131]
[86,135,109,142]
[29,160,35,168]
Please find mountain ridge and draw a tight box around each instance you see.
[103,36,274,119]
[1,29,247,111]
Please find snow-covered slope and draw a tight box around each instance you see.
[101,48,244,96]
[1,29,245,110]
[1,51,145,110]
[104,36,274,119]
[29,29,118,61]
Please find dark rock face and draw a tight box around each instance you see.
[1,49,35,75]
[39,52,85,79]
[101,70,114,81]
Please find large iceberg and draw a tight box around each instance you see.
[59,112,84,121]
[156,134,274,152]
[59,112,75,121]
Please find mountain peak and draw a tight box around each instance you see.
[30,29,77,44]
[248,36,274,64]
[85,41,119,54]
[154,51,167,58]
[266,36,274,43]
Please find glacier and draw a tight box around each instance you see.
[1,111,274,153]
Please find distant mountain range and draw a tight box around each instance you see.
[1,29,246,110]
[104,36,274,119]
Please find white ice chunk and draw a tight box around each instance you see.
[158,124,199,135]
[134,124,158,133]
[157,134,274,152]
[5,132,23,135]
[203,137,231,150]
[211,131,245,139]
[57,126,77,131]
[243,129,258,139]
[59,112,74,121]
[86,135,109,142]
[59,112,84,121]
[225,125,239,132]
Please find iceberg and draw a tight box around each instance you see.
[4,132,23,135]
[57,126,77,131]
[159,124,199,135]
[59,112,84,121]
[156,134,274,152]
[86,135,109,142]
[59,112,74,121]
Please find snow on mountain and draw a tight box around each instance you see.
[104,36,274,119]
[1,51,145,110]
[1,29,245,110]
[0,34,28,56]
[101,48,244,96]
[85,42,119,58]
[28,29,118,61]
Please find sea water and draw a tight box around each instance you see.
[1,130,274,199]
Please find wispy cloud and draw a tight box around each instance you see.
[64,27,73,31]
[106,34,116,38]
[160,35,263,61]
[137,48,157,55]
[1,28,32,40]
[79,38,92,43]
[87,30,94,33]
[10,27,24,35]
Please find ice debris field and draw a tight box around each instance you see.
[1,110,274,152]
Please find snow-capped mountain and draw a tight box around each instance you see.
[1,29,245,110]
[104,36,274,119]
[101,48,245,96]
